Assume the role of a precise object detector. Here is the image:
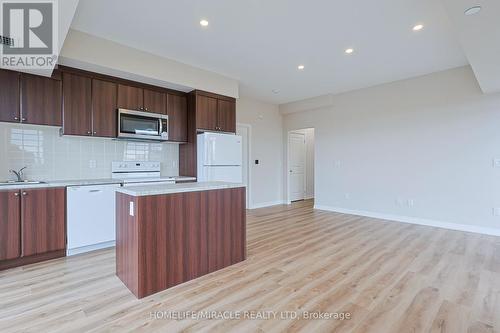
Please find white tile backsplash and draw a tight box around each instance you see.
[0,123,180,181]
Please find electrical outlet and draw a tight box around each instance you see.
[172,160,178,168]
[493,208,500,216]
[334,161,341,168]
[129,202,134,216]
[493,159,500,168]
[407,199,414,208]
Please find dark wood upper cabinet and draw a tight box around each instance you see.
[167,93,187,142]
[21,73,62,126]
[21,187,66,257]
[117,84,143,111]
[62,72,92,136]
[92,79,117,138]
[195,95,218,131]
[143,89,166,114]
[0,69,20,123]
[0,190,21,261]
[217,99,236,133]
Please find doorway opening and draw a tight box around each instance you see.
[287,128,315,203]
[236,123,251,208]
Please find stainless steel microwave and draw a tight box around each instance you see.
[117,109,168,142]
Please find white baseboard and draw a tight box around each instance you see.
[250,200,287,209]
[67,241,116,256]
[314,205,500,237]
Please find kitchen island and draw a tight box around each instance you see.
[115,182,246,298]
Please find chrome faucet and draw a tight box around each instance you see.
[9,166,27,182]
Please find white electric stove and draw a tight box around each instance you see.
[111,161,175,187]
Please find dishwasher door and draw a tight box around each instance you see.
[67,184,121,255]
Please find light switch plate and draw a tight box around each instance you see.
[493,208,500,216]
[493,159,500,168]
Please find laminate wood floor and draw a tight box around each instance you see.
[1,200,499,333]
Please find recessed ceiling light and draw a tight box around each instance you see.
[200,19,209,27]
[297,65,305,70]
[345,48,354,54]
[412,24,424,31]
[464,6,481,16]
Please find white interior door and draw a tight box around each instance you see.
[236,124,250,208]
[289,132,306,202]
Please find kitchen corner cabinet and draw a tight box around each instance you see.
[0,187,66,270]
[0,69,21,123]
[167,93,188,142]
[194,93,236,133]
[62,73,117,138]
[21,73,62,126]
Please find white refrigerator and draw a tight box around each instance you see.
[197,132,243,183]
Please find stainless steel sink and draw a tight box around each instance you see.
[0,180,46,186]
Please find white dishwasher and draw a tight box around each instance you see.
[67,183,121,255]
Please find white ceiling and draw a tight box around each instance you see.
[71,0,469,104]
[441,0,500,95]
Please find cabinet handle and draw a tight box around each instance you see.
[14,192,19,196]
[21,118,26,122]
[93,131,97,135]
[87,131,92,135]
[14,116,19,121]
[22,192,27,196]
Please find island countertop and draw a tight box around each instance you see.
[116,181,245,197]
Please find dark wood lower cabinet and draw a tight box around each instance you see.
[0,190,21,261]
[116,187,246,298]
[22,188,66,256]
[0,187,66,271]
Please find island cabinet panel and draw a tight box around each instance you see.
[116,194,139,297]
[116,187,246,298]
[207,187,246,272]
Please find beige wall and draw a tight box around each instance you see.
[236,97,284,208]
[282,66,500,235]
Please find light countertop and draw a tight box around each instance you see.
[0,176,197,190]
[116,181,245,197]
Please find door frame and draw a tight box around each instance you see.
[236,123,252,209]
[286,130,307,204]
